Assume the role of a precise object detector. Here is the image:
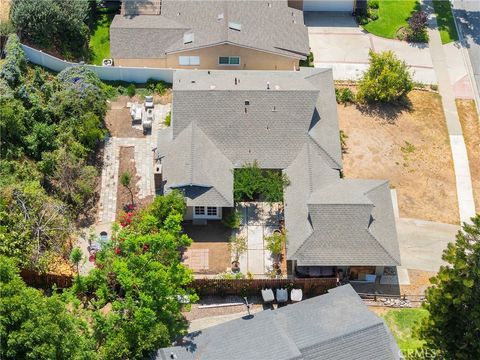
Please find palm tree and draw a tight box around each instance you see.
[120,171,135,206]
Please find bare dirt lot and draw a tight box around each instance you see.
[338,90,459,224]
[106,96,145,138]
[116,146,153,218]
[457,99,480,213]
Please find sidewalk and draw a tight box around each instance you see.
[424,1,476,224]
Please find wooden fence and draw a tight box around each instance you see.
[191,278,338,297]
[20,269,73,289]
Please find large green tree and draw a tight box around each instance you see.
[357,50,413,103]
[69,192,197,359]
[0,256,94,360]
[419,215,480,359]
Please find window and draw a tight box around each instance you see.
[207,207,217,216]
[194,206,205,215]
[218,56,240,65]
[179,56,200,66]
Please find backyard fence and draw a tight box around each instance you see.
[20,269,73,289]
[191,277,338,297]
[21,44,175,83]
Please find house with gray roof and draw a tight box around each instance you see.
[156,67,401,279]
[110,0,309,70]
[156,284,402,360]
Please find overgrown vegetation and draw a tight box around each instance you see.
[380,308,429,352]
[233,161,290,202]
[335,87,356,104]
[10,0,91,60]
[1,192,198,360]
[0,35,106,272]
[357,50,413,103]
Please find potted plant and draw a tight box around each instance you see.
[228,234,247,273]
[265,229,287,274]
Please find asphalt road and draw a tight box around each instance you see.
[454,0,480,100]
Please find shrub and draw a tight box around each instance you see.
[164,111,171,126]
[222,210,242,229]
[336,88,355,104]
[357,50,413,103]
[407,11,429,43]
[357,15,370,25]
[368,0,379,9]
[299,51,314,67]
[127,84,136,97]
[0,34,27,87]
[264,230,287,257]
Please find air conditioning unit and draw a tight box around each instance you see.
[102,58,114,67]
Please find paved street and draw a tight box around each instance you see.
[454,0,480,105]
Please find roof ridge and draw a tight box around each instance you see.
[363,180,389,195]
[364,228,400,265]
[308,135,341,169]
[189,121,196,184]
[306,143,314,194]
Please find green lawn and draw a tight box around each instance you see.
[380,308,429,352]
[89,9,117,65]
[363,1,420,39]
[432,0,459,44]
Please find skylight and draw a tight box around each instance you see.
[228,22,242,31]
[183,32,194,44]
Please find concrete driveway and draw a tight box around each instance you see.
[396,218,460,272]
[304,12,437,84]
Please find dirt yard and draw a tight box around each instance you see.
[106,96,145,138]
[338,90,459,224]
[184,242,231,275]
[457,100,480,213]
[116,146,153,218]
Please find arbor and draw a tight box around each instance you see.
[357,50,413,103]
[0,256,94,360]
[418,216,480,359]
[69,192,196,359]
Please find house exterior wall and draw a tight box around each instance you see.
[113,44,300,70]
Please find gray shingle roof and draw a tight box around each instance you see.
[158,68,400,267]
[161,122,233,207]
[156,285,401,360]
[289,180,401,266]
[171,68,340,169]
[111,0,309,60]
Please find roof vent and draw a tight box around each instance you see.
[170,353,177,360]
[217,13,224,20]
[191,80,196,84]
[266,82,270,90]
[245,100,250,105]
[183,32,194,44]
[177,12,181,16]
[272,106,276,112]
[210,85,216,89]
[275,85,280,90]
[228,22,242,31]
[207,70,211,74]
[267,2,272,7]
[235,77,238,85]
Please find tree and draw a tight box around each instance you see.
[120,171,135,206]
[357,50,413,103]
[228,234,248,264]
[69,192,197,359]
[0,256,94,359]
[418,216,480,359]
[264,230,287,259]
[0,182,72,271]
[69,247,83,275]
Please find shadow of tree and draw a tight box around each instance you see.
[355,97,413,124]
[454,7,480,47]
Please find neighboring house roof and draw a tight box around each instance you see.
[110,0,309,60]
[156,284,402,360]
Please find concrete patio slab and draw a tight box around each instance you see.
[247,249,265,275]
[247,226,264,250]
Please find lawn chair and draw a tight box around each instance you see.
[261,288,275,303]
[276,288,288,303]
[290,289,303,302]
